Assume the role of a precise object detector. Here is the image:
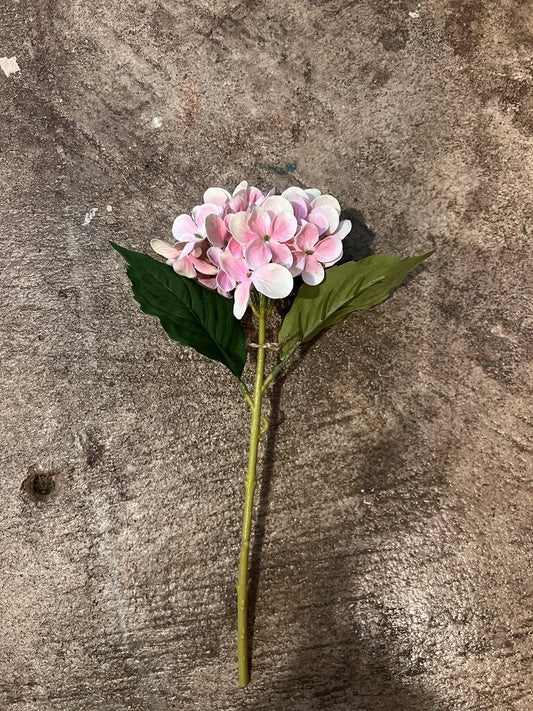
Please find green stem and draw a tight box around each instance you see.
[237,377,269,436]
[237,294,267,687]
[236,377,254,410]
[262,342,299,394]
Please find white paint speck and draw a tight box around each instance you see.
[106,204,113,213]
[152,116,163,129]
[409,9,420,19]
[0,56,20,77]
[82,207,98,226]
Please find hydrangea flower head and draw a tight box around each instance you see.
[151,182,351,318]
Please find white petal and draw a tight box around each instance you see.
[191,203,220,228]
[252,263,293,299]
[281,186,309,202]
[203,187,231,207]
[150,239,180,259]
[331,219,352,240]
[180,241,196,257]
[172,214,197,239]
[233,180,248,196]
[311,194,341,213]
[302,257,325,286]
[228,211,255,244]
[261,195,294,215]
[305,188,321,200]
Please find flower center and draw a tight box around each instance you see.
[305,249,314,255]
[195,233,203,239]
[246,272,252,278]
[263,235,270,242]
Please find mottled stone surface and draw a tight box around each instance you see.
[0,1,531,709]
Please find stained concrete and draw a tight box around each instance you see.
[0,1,532,709]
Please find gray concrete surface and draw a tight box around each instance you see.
[1,1,532,709]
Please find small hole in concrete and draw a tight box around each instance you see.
[21,467,58,500]
[32,472,55,496]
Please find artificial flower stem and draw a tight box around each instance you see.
[237,294,267,687]
[236,377,254,410]
[262,343,299,394]
[237,377,269,435]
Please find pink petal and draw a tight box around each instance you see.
[313,237,343,264]
[172,214,198,239]
[227,194,247,213]
[205,214,227,248]
[191,256,218,276]
[203,187,231,207]
[219,252,250,283]
[248,207,271,237]
[331,219,352,241]
[306,210,330,235]
[192,203,220,230]
[227,238,244,258]
[198,277,217,290]
[247,186,264,204]
[245,237,272,270]
[296,222,319,251]
[285,195,309,220]
[301,255,325,286]
[229,212,257,245]
[206,246,223,268]
[150,239,181,259]
[173,257,196,279]
[289,251,306,276]
[269,241,293,269]
[311,194,341,213]
[269,211,297,242]
[252,263,293,299]
[233,281,251,319]
[262,195,294,215]
[310,205,339,234]
[217,270,235,293]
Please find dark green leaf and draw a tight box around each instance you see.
[111,243,248,377]
[279,252,434,358]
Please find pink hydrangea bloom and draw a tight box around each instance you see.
[150,239,217,279]
[229,202,297,270]
[171,203,221,256]
[151,183,351,319]
[291,223,343,285]
[224,181,272,215]
[219,252,293,319]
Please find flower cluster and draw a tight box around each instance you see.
[151,181,351,319]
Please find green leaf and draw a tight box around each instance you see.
[279,252,434,359]
[111,243,248,377]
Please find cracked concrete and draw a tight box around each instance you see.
[0,1,531,709]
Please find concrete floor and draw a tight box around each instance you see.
[0,1,531,709]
